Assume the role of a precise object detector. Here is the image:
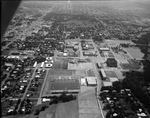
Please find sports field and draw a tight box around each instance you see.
[51,79,80,91]
[124,47,144,60]
[42,70,78,97]
[120,59,140,70]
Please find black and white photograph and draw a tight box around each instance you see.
[1,0,150,118]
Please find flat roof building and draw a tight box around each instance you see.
[103,82,112,87]
[81,78,87,86]
[86,77,97,86]
[99,48,110,51]
[106,58,117,67]
[109,77,119,83]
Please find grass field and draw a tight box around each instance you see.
[86,70,95,77]
[78,86,101,118]
[38,104,56,118]
[42,76,52,97]
[120,60,140,70]
[105,71,117,78]
[124,47,144,60]
[113,52,130,64]
[99,52,105,57]
[68,62,93,70]
[55,100,79,118]
[106,40,136,47]
[49,70,76,76]
[52,58,68,69]
[108,51,115,57]
[51,79,80,91]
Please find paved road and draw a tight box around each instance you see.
[92,60,105,118]
[17,66,38,112]
[37,69,50,105]
[78,38,105,118]
[78,39,84,58]
[90,39,105,118]
[1,66,15,88]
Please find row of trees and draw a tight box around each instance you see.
[34,93,76,116]
[122,32,150,113]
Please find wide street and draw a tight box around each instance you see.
[37,69,50,105]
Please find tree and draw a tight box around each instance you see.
[113,81,122,92]
[41,105,47,111]
[34,109,40,115]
